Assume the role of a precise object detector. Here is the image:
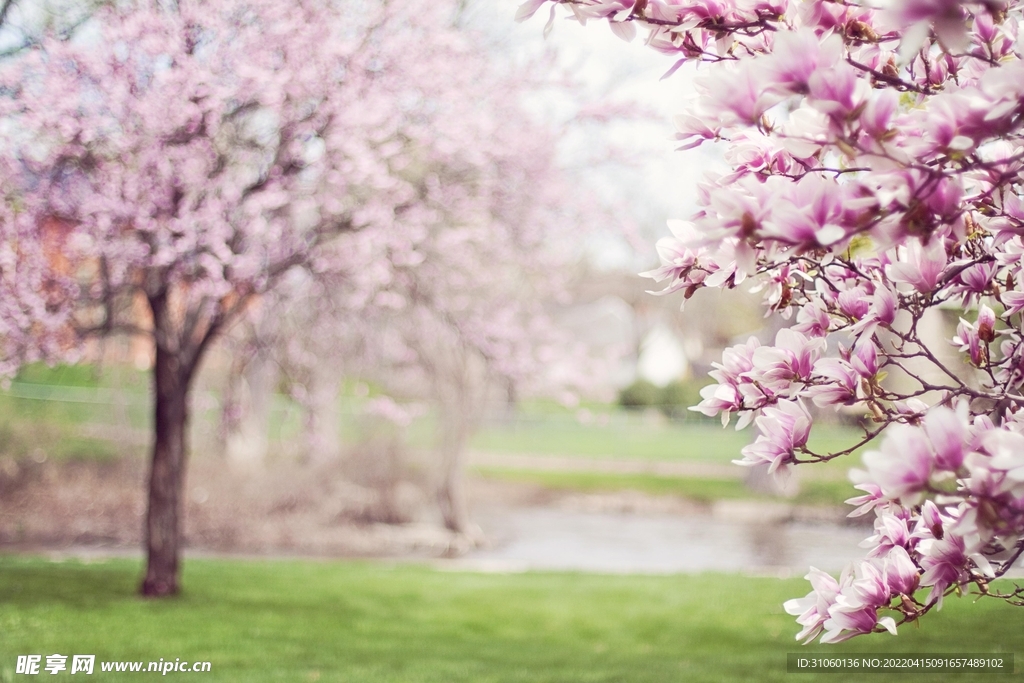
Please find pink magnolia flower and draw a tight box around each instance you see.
[977,304,997,342]
[764,175,875,248]
[837,286,870,320]
[710,336,762,386]
[979,429,1024,494]
[807,357,860,408]
[890,0,970,52]
[694,382,744,425]
[749,328,825,392]
[862,424,934,504]
[724,132,798,176]
[845,483,885,518]
[851,285,898,338]
[698,174,778,250]
[674,113,721,151]
[807,60,868,122]
[820,561,896,643]
[762,29,843,96]
[1001,290,1024,317]
[692,336,762,425]
[912,500,948,544]
[798,0,874,32]
[861,508,912,558]
[794,300,832,338]
[918,533,971,607]
[952,317,985,365]
[780,104,833,158]
[697,60,783,126]
[995,339,1024,388]
[923,404,968,471]
[873,282,900,322]
[947,262,996,306]
[886,238,947,293]
[784,567,841,644]
[848,340,880,378]
[860,89,899,140]
[883,546,921,597]
[641,220,708,300]
[735,399,811,474]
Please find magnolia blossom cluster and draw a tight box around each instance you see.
[521,0,1024,641]
[787,405,1024,643]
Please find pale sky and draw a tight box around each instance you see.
[496,1,721,270]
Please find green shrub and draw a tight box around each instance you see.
[658,379,705,420]
[617,379,660,410]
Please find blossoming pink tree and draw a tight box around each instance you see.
[222,50,608,535]
[522,0,1024,643]
[0,0,541,596]
[336,115,593,535]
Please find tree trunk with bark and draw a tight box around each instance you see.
[140,341,196,596]
[139,288,213,598]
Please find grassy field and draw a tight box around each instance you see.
[0,556,1020,682]
[0,363,298,463]
[474,467,858,507]
[467,409,866,507]
[471,418,754,461]
[0,365,141,461]
[1,363,870,464]
[0,363,868,507]
[469,412,868,463]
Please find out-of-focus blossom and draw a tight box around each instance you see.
[862,425,934,504]
[846,483,885,518]
[923,404,969,471]
[886,239,946,293]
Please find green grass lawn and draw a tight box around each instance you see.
[0,556,1020,682]
[0,365,141,462]
[0,363,873,509]
[0,363,305,463]
[1,363,872,467]
[470,418,755,461]
[469,412,871,464]
[474,467,858,507]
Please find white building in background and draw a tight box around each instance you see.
[636,322,688,387]
[548,269,762,397]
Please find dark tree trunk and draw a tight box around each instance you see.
[140,341,194,597]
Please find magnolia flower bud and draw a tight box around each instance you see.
[977,304,997,343]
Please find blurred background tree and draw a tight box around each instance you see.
[0,0,615,594]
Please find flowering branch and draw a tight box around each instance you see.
[522,0,1024,643]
